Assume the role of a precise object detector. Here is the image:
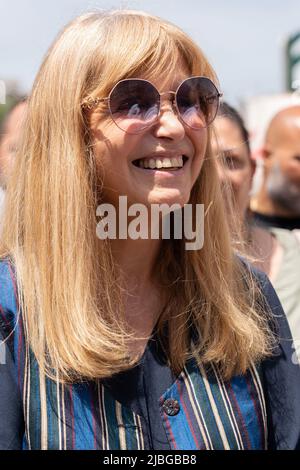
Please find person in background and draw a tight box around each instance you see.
[251,106,300,230]
[0,99,27,216]
[213,101,300,362]
[0,99,27,188]
[0,11,299,450]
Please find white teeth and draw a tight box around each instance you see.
[163,158,172,167]
[149,159,156,169]
[137,156,185,169]
[171,156,183,167]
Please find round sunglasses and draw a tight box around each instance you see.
[83,76,223,134]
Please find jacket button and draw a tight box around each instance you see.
[162,398,180,416]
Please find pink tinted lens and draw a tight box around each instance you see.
[176,77,220,128]
[109,79,160,133]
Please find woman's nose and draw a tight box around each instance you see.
[152,103,185,141]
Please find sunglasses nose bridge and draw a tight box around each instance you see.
[157,90,178,117]
[159,90,176,103]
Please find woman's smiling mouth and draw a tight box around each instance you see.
[132,155,189,171]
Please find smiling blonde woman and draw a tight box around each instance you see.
[0,10,299,450]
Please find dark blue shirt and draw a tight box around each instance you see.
[0,259,300,450]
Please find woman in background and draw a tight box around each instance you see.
[213,101,300,362]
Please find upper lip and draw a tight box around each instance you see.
[132,151,191,162]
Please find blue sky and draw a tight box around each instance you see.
[0,0,300,106]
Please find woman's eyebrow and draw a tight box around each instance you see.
[159,76,188,91]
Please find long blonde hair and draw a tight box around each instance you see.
[0,10,274,382]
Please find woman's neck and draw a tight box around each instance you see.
[110,237,162,287]
[246,223,282,283]
[110,237,166,359]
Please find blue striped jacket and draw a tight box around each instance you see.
[0,259,300,450]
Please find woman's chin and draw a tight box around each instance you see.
[146,189,190,208]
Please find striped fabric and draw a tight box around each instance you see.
[160,360,267,450]
[0,260,267,450]
[22,352,148,450]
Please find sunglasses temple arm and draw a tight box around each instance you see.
[82,97,109,110]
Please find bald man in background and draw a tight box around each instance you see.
[251,105,300,230]
[251,105,300,361]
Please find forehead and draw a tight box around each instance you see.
[5,103,27,134]
[214,118,246,150]
[275,123,300,155]
[139,60,191,91]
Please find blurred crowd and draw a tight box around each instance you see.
[213,101,300,360]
